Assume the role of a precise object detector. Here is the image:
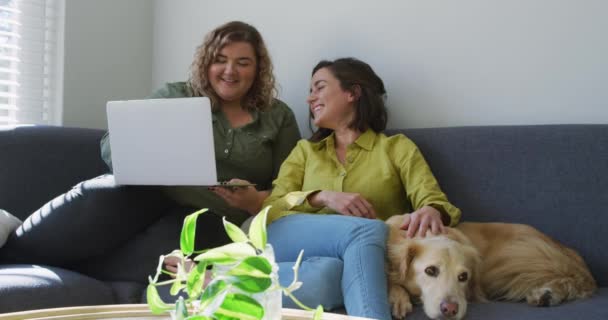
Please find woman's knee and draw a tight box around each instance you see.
[278,257,344,311]
[350,218,388,247]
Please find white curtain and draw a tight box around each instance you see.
[0,0,63,126]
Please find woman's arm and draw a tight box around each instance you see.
[392,136,461,236]
[211,101,301,215]
[262,141,324,223]
[210,182,270,216]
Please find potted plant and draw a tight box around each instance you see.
[146,206,323,320]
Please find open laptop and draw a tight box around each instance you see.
[106,97,221,186]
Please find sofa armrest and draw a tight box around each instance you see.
[0,125,107,220]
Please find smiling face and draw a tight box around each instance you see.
[306,67,357,130]
[207,41,257,106]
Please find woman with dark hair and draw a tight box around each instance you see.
[263,58,461,319]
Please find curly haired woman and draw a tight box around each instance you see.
[0,21,300,284]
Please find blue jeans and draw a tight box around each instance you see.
[268,214,391,320]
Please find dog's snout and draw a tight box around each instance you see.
[440,300,459,317]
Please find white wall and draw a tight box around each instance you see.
[63,0,153,129]
[153,0,608,134]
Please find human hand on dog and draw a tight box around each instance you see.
[309,190,377,219]
[209,178,269,215]
[400,206,445,237]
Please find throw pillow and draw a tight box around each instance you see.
[0,209,22,248]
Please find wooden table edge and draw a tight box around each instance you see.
[0,304,374,320]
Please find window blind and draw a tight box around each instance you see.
[0,0,63,126]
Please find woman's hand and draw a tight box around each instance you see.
[210,178,269,215]
[164,255,194,275]
[164,256,212,286]
[400,206,446,238]
[309,190,377,219]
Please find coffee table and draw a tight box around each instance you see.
[0,304,374,320]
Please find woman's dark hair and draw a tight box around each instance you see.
[309,57,387,142]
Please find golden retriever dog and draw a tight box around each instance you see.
[385,214,597,319]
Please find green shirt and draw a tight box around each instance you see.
[262,129,461,225]
[100,82,301,223]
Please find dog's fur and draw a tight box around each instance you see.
[386,214,597,319]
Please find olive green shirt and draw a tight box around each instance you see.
[262,129,461,225]
[100,82,301,223]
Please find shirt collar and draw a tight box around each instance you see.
[211,109,260,126]
[354,129,377,151]
[316,128,377,151]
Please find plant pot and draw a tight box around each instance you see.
[254,244,282,320]
[208,244,282,320]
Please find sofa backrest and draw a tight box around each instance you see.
[0,126,108,221]
[387,124,608,286]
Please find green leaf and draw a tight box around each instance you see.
[231,274,272,294]
[170,279,186,296]
[146,285,173,314]
[215,293,264,320]
[249,206,270,251]
[174,297,189,320]
[149,255,166,284]
[227,256,272,293]
[199,280,229,313]
[223,217,249,243]
[312,305,324,320]
[194,242,256,265]
[186,261,208,298]
[181,208,209,255]
[185,316,214,320]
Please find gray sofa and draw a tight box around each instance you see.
[0,124,606,319]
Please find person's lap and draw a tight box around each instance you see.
[267,213,391,319]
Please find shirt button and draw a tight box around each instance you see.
[228,129,232,133]
[339,172,346,177]
[347,157,354,163]
[224,149,229,154]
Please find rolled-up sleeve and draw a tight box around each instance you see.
[397,139,461,226]
[263,141,321,224]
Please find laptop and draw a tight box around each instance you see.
[106,97,222,186]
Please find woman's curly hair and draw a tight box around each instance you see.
[189,21,276,111]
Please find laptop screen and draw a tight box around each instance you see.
[106,97,218,186]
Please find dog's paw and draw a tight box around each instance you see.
[389,284,413,319]
[526,287,563,307]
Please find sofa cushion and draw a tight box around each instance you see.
[0,264,115,313]
[107,281,146,304]
[403,287,608,320]
[0,126,107,221]
[0,209,21,247]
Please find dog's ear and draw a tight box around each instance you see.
[462,244,487,302]
[388,239,419,282]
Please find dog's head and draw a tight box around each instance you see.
[386,215,486,320]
